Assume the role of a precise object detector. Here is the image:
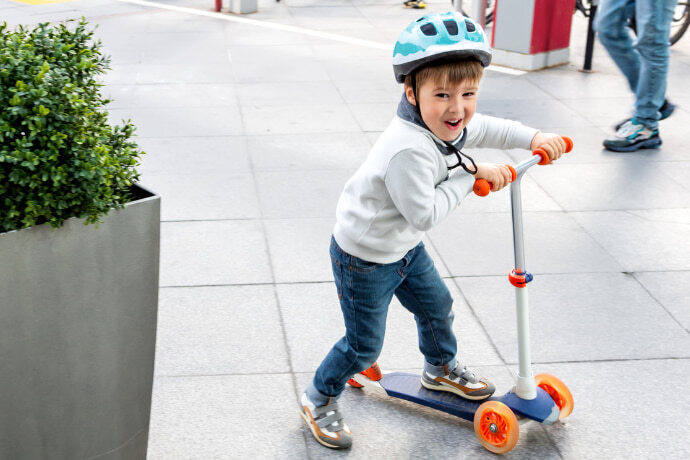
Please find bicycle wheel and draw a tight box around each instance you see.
[670,0,690,45]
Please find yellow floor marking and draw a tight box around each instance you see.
[11,0,78,5]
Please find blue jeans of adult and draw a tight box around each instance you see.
[594,0,676,128]
[306,236,458,406]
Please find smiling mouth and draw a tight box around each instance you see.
[445,120,461,129]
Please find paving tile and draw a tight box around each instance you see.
[279,281,503,374]
[242,104,361,135]
[571,209,690,271]
[478,74,553,101]
[348,103,397,132]
[429,211,622,277]
[457,273,690,364]
[478,98,594,129]
[246,132,371,172]
[108,106,244,137]
[160,220,272,286]
[294,368,561,459]
[255,169,352,218]
[330,77,401,105]
[321,56,393,83]
[105,83,237,109]
[230,46,330,83]
[634,271,690,331]
[528,161,690,211]
[224,23,310,46]
[141,32,227,64]
[148,374,307,459]
[136,61,235,84]
[536,360,690,459]
[136,136,251,175]
[236,81,343,107]
[146,11,226,34]
[155,285,288,377]
[143,172,260,221]
[264,218,336,283]
[524,68,633,99]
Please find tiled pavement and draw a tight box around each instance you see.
[2,0,690,458]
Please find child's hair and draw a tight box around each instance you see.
[404,59,483,92]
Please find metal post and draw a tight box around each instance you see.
[453,0,463,13]
[471,0,488,28]
[510,155,541,400]
[582,0,599,72]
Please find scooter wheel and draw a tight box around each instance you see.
[535,373,574,420]
[474,401,519,455]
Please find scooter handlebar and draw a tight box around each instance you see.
[473,165,517,197]
[473,136,573,196]
[533,136,573,165]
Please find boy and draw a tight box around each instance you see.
[300,12,568,450]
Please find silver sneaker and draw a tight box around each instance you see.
[421,365,495,400]
[300,392,353,449]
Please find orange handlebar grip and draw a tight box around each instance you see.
[473,179,491,197]
[533,136,574,165]
[508,165,517,182]
[563,136,574,152]
[473,164,518,197]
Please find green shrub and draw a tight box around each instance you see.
[0,18,142,233]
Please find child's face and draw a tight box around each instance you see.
[406,78,479,142]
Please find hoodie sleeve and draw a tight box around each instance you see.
[465,112,538,150]
[384,148,475,232]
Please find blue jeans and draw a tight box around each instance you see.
[307,236,458,406]
[594,0,676,128]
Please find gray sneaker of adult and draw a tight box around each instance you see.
[300,392,353,449]
[421,365,495,400]
[614,99,677,131]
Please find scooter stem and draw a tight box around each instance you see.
[510,155,542,400]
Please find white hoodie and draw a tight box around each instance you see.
[333,113,537,263]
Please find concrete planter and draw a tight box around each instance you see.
[0,185,160,459]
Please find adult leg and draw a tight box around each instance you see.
[632,0,676,128]
[595,0,640,92]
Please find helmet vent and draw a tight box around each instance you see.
[465,20,476,32]
[443,20,459,35]
[420,23,437,36]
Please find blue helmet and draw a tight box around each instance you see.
[392,12,492,83]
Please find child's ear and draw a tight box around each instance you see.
[404,84,416,106]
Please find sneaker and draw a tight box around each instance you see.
[403,0,426,8]
[421,365,495,400]
[603,119,662,152]
[300,392,353,449]
[614,99,677,131]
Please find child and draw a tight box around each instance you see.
[299,12,568,450]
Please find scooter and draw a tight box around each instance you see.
[348,137,575,455]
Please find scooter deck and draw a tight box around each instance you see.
[378,372,480,421]
[373,372,559,424]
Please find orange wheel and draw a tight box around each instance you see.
[473,401,519,455]
[535,373,574,420]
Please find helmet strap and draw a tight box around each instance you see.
[446,136,478,175]
[410,72,421,115]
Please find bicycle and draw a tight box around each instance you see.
[575,0,689,46]
[460,0,688,46]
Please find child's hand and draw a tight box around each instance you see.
[474,163,514,192]
[530,132,568,162]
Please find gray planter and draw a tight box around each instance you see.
[0,185,160,460]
